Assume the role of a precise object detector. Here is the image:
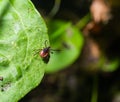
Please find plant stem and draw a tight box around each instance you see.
[91,75,98,102]
[48,0,61,18]
[75,13,91,29]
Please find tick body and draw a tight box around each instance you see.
[39,46,51,63]
[34,40,51,63]
[34,40,60,63]
[40,47,50,58]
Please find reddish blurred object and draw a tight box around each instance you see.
[90,0,111,23]
[83,0,112,36]
[79,38,101,73]
[83,21,102,36]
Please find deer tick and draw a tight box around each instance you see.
[34,40,51,63]
[34,40,60,63]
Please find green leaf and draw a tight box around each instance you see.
[0,0,48,101]
[101,58,119,72]
[46,20,84,73]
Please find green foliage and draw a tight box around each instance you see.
[0,0,48,101]
[101,58,119,72]
[46,20,84,73]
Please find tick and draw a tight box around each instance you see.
[34,40,60,63]
[34,40,51,63]
[40,46,50,58]
[40,40,51,63]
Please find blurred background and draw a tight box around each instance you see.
[20,0,120,102]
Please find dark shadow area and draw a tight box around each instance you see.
[20,0,120,102]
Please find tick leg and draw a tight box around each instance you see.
[33,49,41,52]
[45,40,49,48]
[50,49,61,52]
[33,49,41,56]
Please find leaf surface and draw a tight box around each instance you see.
[0,0,48,101]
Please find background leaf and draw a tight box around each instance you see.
[0,0,48,101]
[45,20,84,73]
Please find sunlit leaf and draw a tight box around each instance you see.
[0,0,48,101]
